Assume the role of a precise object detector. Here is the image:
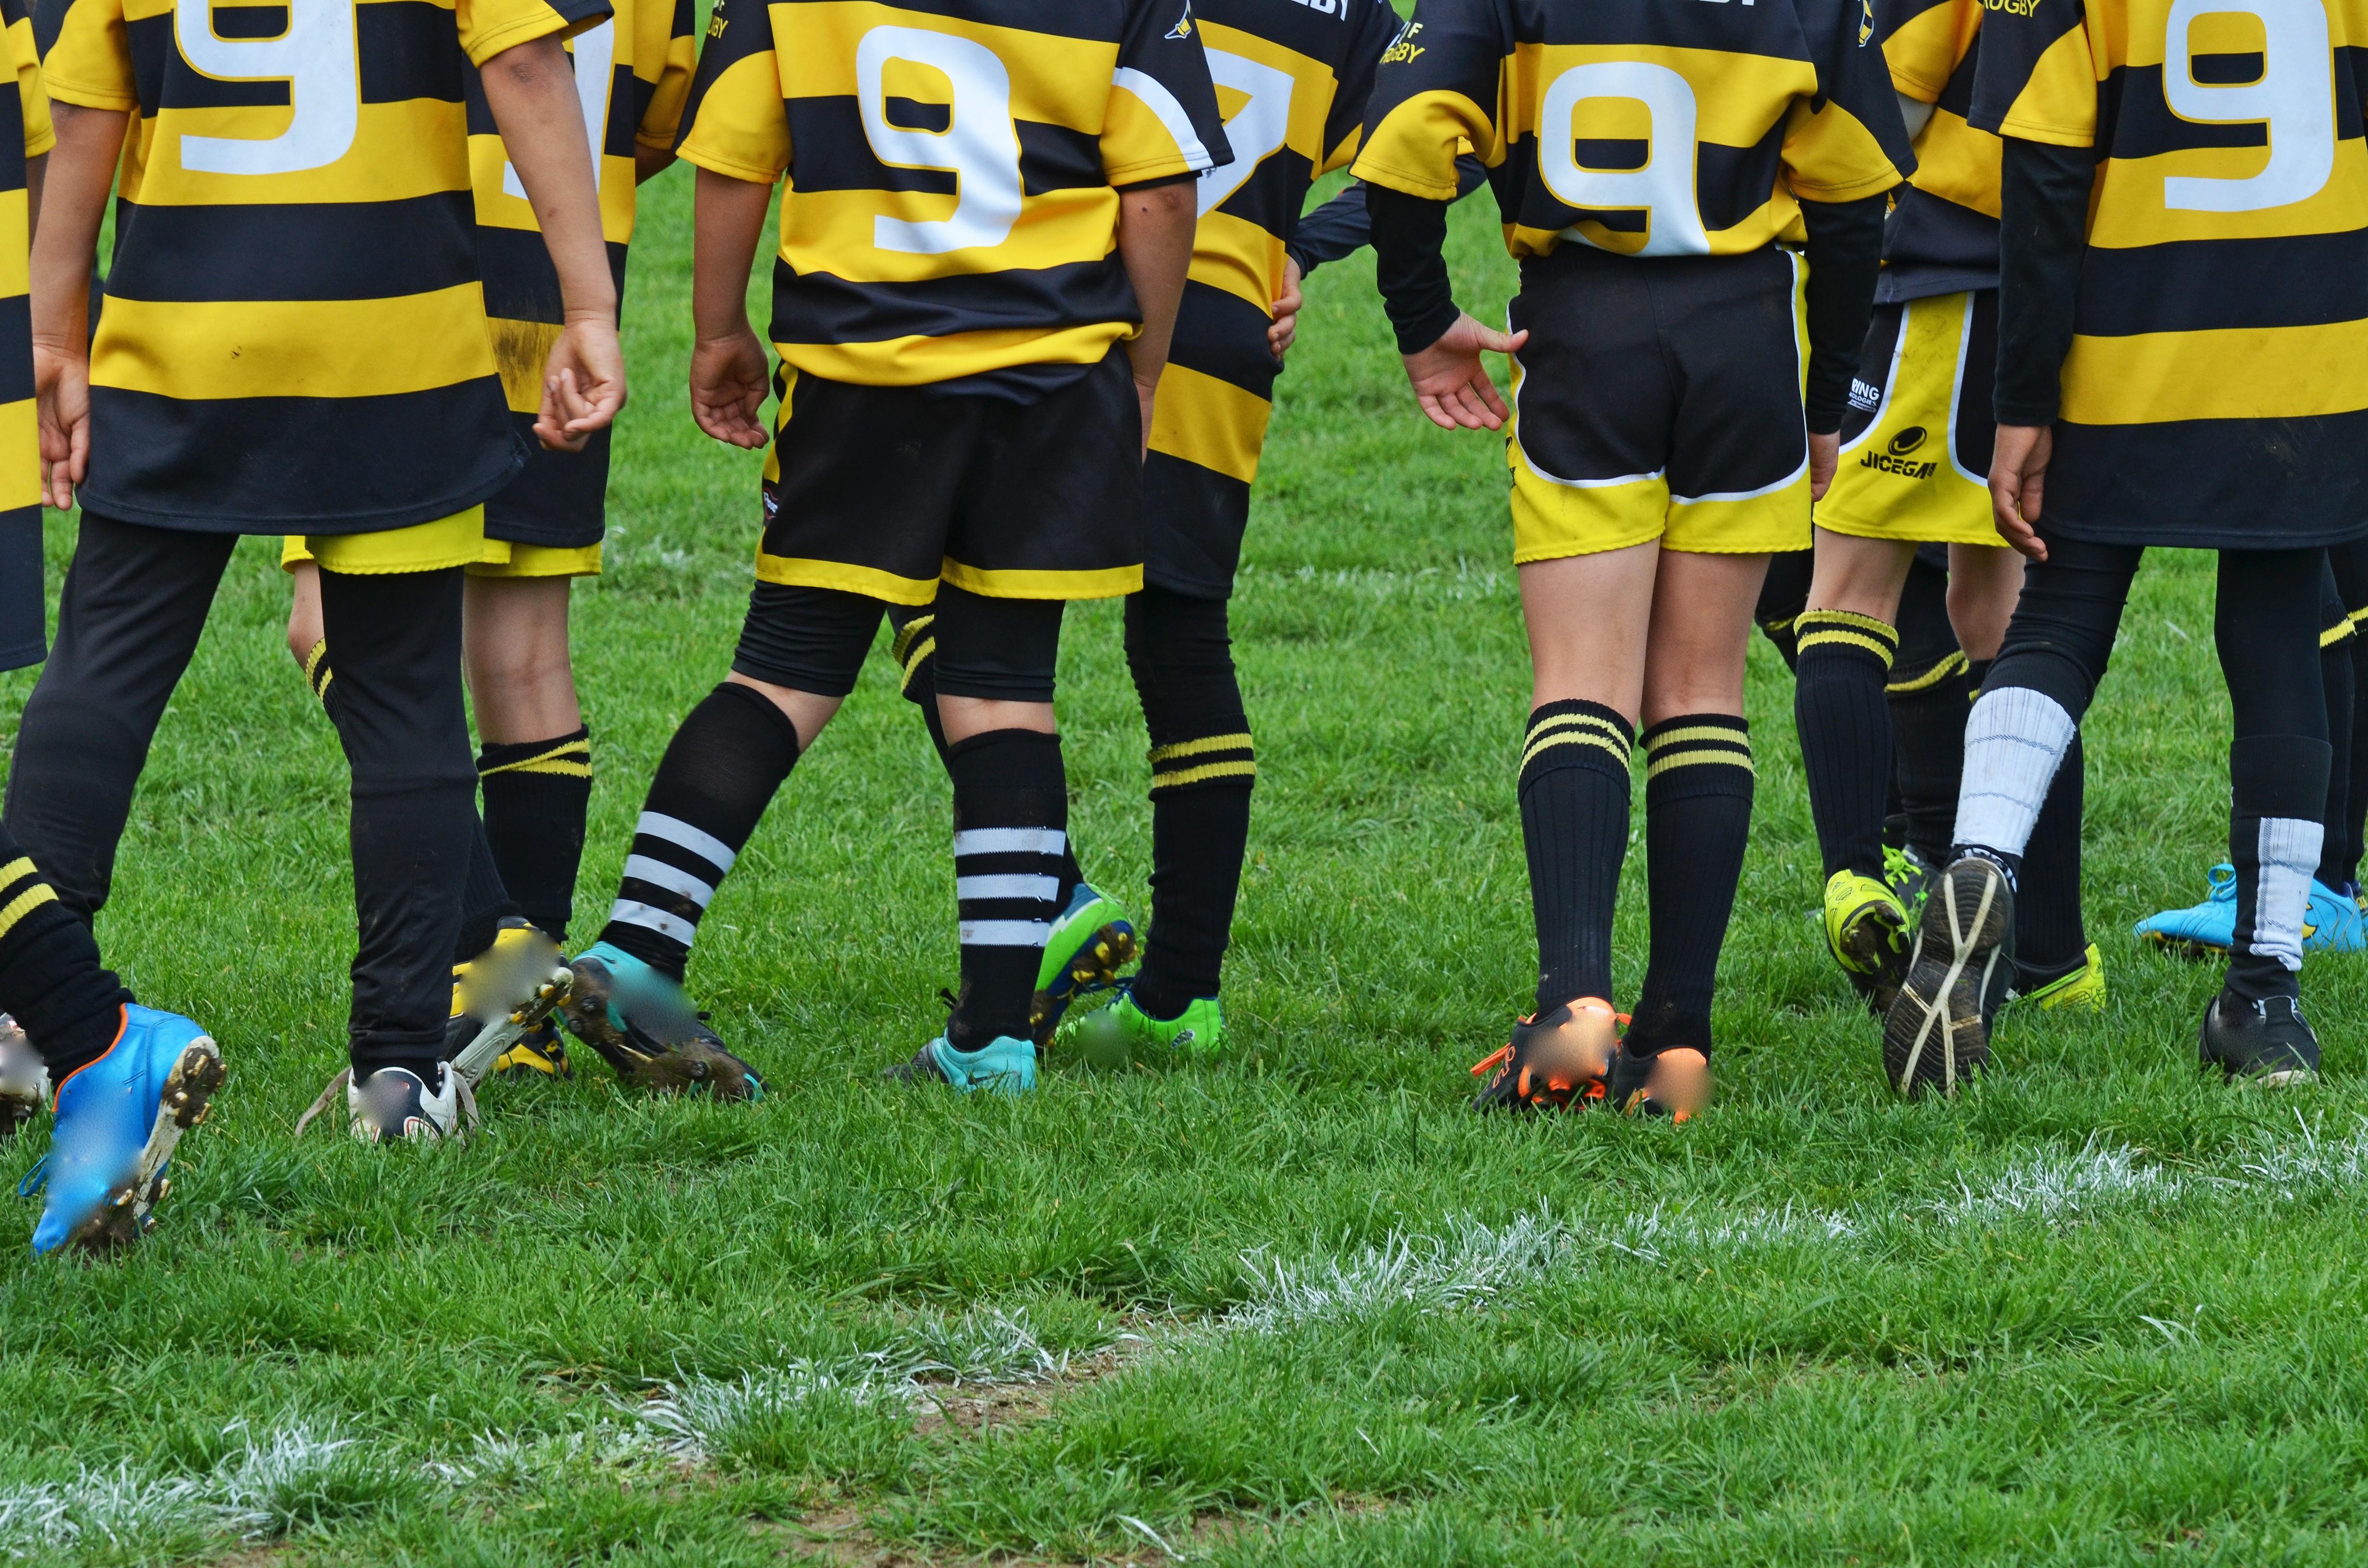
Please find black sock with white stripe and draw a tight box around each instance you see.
[597,683,801,982]
[946,729,1067,1052]
[2227,735,2331,1004]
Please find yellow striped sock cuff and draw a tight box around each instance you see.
[891,614,937,693]
[1520,700,1634,786]
[1149,731,1256,793]
[1887,649,1969,695]
[0,877,58,944]
[1795,609,1899,668]
[1640,715,1754,781]
[479,732,594,781]
[302,639,334,705]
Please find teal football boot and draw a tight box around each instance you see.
[2135,863,2237,959]
[883,1035,1037,1095]
[2303,879,2366,954]
[1030,883,1138,1043]
[560,942,765,1100]
[31,1005,225,1256]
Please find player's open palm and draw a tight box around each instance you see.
[1402,311,1528,432]
[536,317,627,453]
[690,324,773,450]
[34,342,88,511]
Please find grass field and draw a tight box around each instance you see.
[4,164,2368,1568]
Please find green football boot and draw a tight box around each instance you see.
[1029,882,1138,1044]
[1824,869,1912,1015]
[2017,942,2106,1012]
[1884,844,1937,926]
[1067,991,1224,1071]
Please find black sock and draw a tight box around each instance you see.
[2345,635,2368,888]
[946,728,1068,1050]
[1755,548,1813,674]
[2015,733,2087,973]
[480,727,593,944]
[1519,700,1633,1011]
[1793,610,1898,882]
[1887,649,1972,867]
[452,817,523,966]
[0,831,130,1081]
[302,636,337,714]
[1627,715,1754,1056]
[599,683,800,982]
[2319,630,2355,887]
[318,567,478,1081]
[891,605,1084,898]
[2227,735,2331,1004]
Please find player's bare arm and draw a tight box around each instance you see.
[27,102,125,511]
[635,143,676,184]
[688,166,775,450]
[481,34,626,453]
[1114,179,1197,455]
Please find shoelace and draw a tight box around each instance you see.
[17,1154,46,1198]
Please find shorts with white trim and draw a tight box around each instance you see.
[1506,245,1811,562]
[756,347,1143,606]
[1818,290,2003,547]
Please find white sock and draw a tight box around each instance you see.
[1953,687,2078,859]
[2247,816,2324,975]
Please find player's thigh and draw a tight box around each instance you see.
[949,349,1144,604]
[1818,291,2000,549]
[759,368,978,607]
[1660,249,1813,559]
[1519,539,1662,721]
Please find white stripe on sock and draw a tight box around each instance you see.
[1953,687,2077,858]
[955,873,1061,903]
[2251,815,2324,974]
[622,854,716,908]
[958,919,1052,947]
[636,811,736,875]
[608,900,697,945]
[952,827,1067,858]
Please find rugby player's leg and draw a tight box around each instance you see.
[2327,540,2368,892]
[465,573,591,948]
[1887,549,1967,871]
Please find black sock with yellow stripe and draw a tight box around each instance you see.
[1628,715,1754,1055]
[1793,609,1899,882]
[1887,648,1973,868]
[1126,588,1252,1020]
[480,727,593,946]
[1519,699,1633,1012]
[0,825,129,1080]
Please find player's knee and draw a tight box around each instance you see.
[1125,587,1242,744]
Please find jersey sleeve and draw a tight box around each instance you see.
[458,0,611,71]
[1316,0,1404,176]
[1103,0,1229,184]
[6,0,52,158]
[1875,0,1970,102]
[32,0,134,114]
[635,0,697,148]
[1349,0,1509,201]
[1781,0,1915,200]
[672,0,788,183]
[1965,0,2095,146]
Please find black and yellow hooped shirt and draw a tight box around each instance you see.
[0,0,51,673]
[1350,0,1911,262]
[1874,0,2000,298]
[1971,0,2368,542]
[36,0,610,534]
[463,0,693,539]
[672,0,1231,392]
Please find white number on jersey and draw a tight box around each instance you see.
[1197,48,1295,218]
[504,20,615,199]
[857,25,1025,256]
[174,0,358,175]
[2162,0,2334,213]
[1539,61,1709,257]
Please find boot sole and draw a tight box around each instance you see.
[1883,861,2008,1097]
[451,965,575,1088]
[1833,899,1911,1017]
[68,1039,225,1254]
[1031,924,1140,1044]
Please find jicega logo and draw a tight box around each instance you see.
[1859,427,1937,478]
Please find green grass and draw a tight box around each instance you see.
[4,168,2368,1568]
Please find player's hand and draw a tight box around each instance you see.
[1268,258,1305,364]
[1808,430,1839,502]
[690,322,773,450]
[536,315,627,453]
[1988,423,2052,562]
[1402,312,1528,431]
[33,342,87,511]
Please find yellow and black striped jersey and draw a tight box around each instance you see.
[464,0,693,535]
[1874,0,1999,297]
[674,0,1231,389]
[1970,0,2368,529]
[0,0,47,671]
[35,0,610,533]
[1351,0,1912,260]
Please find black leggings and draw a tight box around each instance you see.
[1986,532,2327,742]
[735,580,1064,702]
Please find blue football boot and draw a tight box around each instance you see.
[559,942,764,1100]
[32,1005,225,1256]
[2303,880,2367,954]
[883,1035,1036,1095]
[2135,863,2237,959]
